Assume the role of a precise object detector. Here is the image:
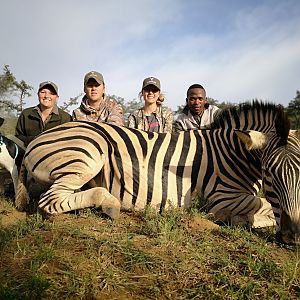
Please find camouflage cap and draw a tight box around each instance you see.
[84,71,105,86]
[142,77,161,90]
[38,81,59,95]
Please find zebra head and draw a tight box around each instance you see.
[212,101,300,245]
[261,130,300,245]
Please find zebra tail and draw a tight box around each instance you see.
[15,161,29,211]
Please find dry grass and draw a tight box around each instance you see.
[0,196,299,300]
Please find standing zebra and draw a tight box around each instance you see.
[16,101,300,244]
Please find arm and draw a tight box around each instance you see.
[163,110,174,133]
[127,114,136,129]
[61,112,72,123]
[106,102,125,126]
[174,119,184,132]
[15,112,35,146]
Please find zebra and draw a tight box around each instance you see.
[16,101,300,244]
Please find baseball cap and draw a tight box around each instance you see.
[84,71,104,86]
[38,81,58,95]
[142,77,161,90]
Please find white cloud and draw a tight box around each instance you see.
[0,0,299,112]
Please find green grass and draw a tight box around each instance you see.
[0,197,299,299]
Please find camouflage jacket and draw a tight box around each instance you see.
[127,105,173,133]
[72,95,124,126]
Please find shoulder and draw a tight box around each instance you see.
[130,108,143,117]
[58,108,72,120]
[58,107,70,116]
[175,110,189,122]
[161,106,172,114]
[18,106,38,118]
[105,96,120,107]
[104,97,123,112]
[22,106,36,114]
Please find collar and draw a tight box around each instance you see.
[34,104,59,115]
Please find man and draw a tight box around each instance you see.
[174,84,219,131]
[72,71,124,126]
[15,81,72,148]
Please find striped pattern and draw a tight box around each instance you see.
[16,101,300,244]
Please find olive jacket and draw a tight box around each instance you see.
[15,105,72,147]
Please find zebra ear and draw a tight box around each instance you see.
[290,129,300,141]
[235,130,268,150]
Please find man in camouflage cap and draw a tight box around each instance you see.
[72,71,124,126]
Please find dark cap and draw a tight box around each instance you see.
[84,71,104,86]
[38,81,58,95]
[142,77,161,90]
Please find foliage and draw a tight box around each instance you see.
[286,91,300,129]
[0,65,33,116]
[0,65,15,96]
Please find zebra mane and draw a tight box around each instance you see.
[210,100,290,145]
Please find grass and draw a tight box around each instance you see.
[0,117,17,136]
[0,196,299,299]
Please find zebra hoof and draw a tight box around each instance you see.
[37,207,54,222]
[102,206,120,220]
[15,196,29,212]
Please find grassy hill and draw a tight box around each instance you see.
[0,197,299,299]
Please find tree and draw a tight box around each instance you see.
[14,80,33,112]
[0,65,15,96]
[286,91,300,129]
[109,94,143,122]
[0,65,33,116]
[59,93,83,113]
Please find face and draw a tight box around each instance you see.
[142,85,160,105]
[187,88,208,115]
[38,88,58,110]
[84,79,105,103]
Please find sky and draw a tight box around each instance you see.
[0,0,300,111]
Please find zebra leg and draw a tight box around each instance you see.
[38,174,121,219]
[209,194,275,228]
[15,162,30,211]
[246,196,276,228]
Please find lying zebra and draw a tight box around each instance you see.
[16,101,300,245]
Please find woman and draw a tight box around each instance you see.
[128,77,173,132]
[15,81,71,147]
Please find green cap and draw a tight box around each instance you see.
[142,77,161,90]
[38,81,58,95]
[84,71,104,86]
